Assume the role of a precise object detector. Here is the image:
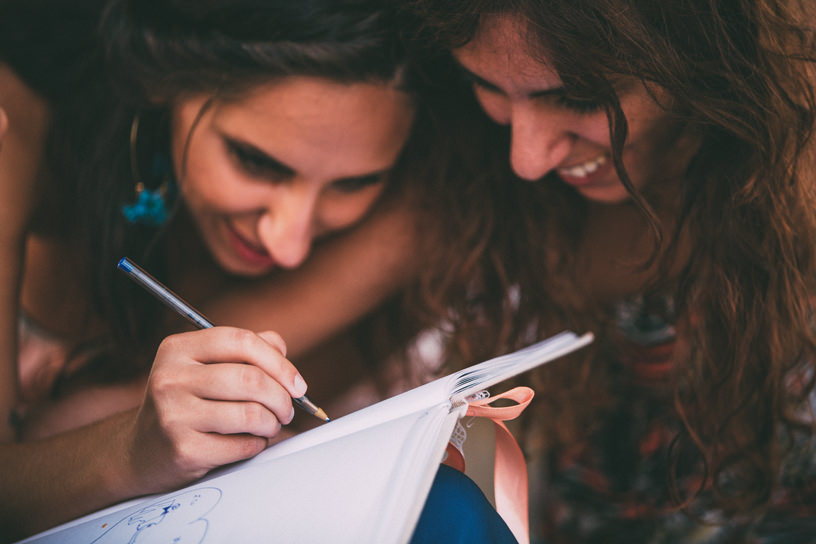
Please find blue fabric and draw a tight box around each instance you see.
[410,464,518,544]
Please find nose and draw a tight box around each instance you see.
[509,103,573,181]
[256,188,316,269]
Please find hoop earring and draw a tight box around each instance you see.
[122,114,172,226]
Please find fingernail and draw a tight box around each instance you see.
[293,374,307,397]
[288,406,295,424]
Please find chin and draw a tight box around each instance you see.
[578,185,633,204]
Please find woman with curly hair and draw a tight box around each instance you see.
[407,0,816,540]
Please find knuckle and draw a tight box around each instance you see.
[149,368,178,396]
[173,438,203,471]
[240,402,282,438]
[241,402,267,428]
[158,333,184,354]
[228,328,257,351]
[259,330,287,354]
[151,403,183,436]
[237,365,265,392]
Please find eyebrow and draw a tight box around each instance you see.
[455,62,567,100]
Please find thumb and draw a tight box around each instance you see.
[256,330,288,358]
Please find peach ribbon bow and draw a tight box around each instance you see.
[444,386,535,544]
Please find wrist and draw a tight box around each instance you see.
[96,410,150,501]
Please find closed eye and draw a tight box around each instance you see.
[551,92,604,114]
[330,172,386,193]
[224,134,387,192]
[456,62,604,115]
[458,68,504,96]
[224,138,293,181]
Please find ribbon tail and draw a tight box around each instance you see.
[492,419,529,544]
[462,386,534,544]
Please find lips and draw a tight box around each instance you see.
[556,154,612,187]
[223,221,278,269]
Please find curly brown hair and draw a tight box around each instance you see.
[408,0,816,519]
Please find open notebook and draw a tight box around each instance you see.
[21,330,592,544]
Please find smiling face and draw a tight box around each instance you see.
[171,76,415,276]
[453,14,691,204]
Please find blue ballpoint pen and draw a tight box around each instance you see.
[117,256,330,422]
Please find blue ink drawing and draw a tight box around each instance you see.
[90,487,222,544]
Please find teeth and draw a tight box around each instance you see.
[558,155,607,178]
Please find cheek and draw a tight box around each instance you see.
[571,116,614,146]
[179,157,224,212]
[317,186,386,231]
[617,86,674,143]
[473,88,511,125]
[172,102,253,214]
[179,138,251,212]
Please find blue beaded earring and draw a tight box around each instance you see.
[122,115,172,227]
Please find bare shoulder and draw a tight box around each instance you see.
[0,63,50,243]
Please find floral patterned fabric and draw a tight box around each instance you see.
[527,295,816,544]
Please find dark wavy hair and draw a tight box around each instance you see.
[71,0,464,379]
[408,0,816,519]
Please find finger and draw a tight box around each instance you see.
[193,399,286,438]
[257,330,287,357]
[267,428,297,447]
[207,433,270,466]
[177,431,270,473]
[188,362,294,424]
[158,328,307,398]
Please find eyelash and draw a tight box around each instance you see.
[471,80,604,115]
[553,95,605,114]
[227,139,384,192]
[331,174,384,193]
[227,141,289,180]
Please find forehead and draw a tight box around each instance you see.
[452,14,561,93]
[211,76,415,175]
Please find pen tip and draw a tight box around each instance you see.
[315,409,330,422]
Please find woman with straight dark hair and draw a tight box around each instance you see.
[0,0,513,539]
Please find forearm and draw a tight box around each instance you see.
[0,409,143,540]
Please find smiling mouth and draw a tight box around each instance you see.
[224,221,277,268]
[557,154,608,178]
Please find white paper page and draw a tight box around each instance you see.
[372,402,467,543]
[245,376,453,467]
[21,330,593,543]
[450,331,594,400]
[22,403,455,544]
[21,374,457,543]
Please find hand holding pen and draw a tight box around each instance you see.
[118,257,329,422]
[116,257,330,488]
